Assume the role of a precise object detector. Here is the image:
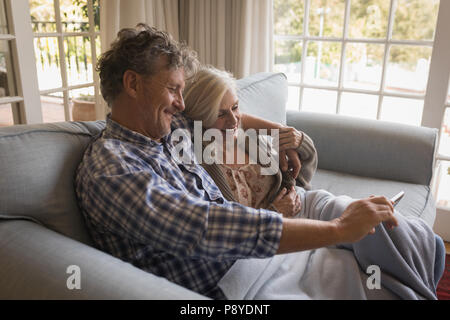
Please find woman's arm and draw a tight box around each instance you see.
[241,113,303,178]
[240,113,285,132]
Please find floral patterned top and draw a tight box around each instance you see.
[219,163,276,209]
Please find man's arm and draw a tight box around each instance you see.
[276,196,398,254]
[82,167,283,260]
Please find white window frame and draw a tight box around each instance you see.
[1,0,42,124]
[32,0,101,121]
[275,0,442,117]
[274,0,450,235]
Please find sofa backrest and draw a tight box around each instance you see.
[237,72,287,125]
[287,110,438,186]
[0,121,104,245]
[0,72,288,245]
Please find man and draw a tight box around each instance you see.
[75,24,405,299]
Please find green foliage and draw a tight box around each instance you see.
[275,40,302,64]
[274,0,439,69]
[274,0,303,35]
[30,0,100,75]
[75,93,95,102]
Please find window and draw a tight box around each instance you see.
[274,0,450,211]
[0,0,42,126]
[274,0,439,126]
[29,0,100,122]
[0,1,18,127]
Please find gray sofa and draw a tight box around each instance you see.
[0,72,438,299]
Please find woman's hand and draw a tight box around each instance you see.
[277,127,304,179]
[270,186,302,218]
[279,149,301,179]
[278,126,304,152]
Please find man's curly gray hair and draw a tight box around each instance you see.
[97,23,199,106]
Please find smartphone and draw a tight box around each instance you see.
[390,191,405,207]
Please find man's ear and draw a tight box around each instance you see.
[122,70,139,99]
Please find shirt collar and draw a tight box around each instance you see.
[104,113,169,146]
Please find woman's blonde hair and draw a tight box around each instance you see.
[183,66,237,128]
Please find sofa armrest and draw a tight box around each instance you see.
[287,111,438,186]
[0,220,208,300]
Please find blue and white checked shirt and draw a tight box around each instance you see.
[75,113,283,299]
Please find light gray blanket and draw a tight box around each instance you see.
[218,188,438,300]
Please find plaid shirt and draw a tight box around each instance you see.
[75,113,283,299]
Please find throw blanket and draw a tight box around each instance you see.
[218,188,438,300]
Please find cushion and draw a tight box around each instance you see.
[287,111,438,186]
[0,121,104,245]
[237,72,288,126]
[0,220,207,299]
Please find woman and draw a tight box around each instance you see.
[182,66,446,300]
[183,66,318,218]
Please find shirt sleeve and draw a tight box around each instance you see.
[82,167,283,261]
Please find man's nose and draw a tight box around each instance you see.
[174,92,185,111]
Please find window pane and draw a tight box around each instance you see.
[286,86,300,111]
[348,0,389,39]
[70,86,95,121]
[380,97,423,126]
[339,93,378,120]
[41,92,65,123]
[0,0,8,34]
[309,0,345,38]
[392,0,439,41]
[29,0,57,33]
[0,40,17,97]
[96,35,101,58]
[343,43,384,91]
[64,36,93,86]
[0,103,14,126]
[435,160,450,208]
[305,41,341,86]
[385,45,432,96]
[34,37,62,90]
[302,88,337,114]
[94,0,100,32]
[438,108,450,157]
[274,40,302,84]
[274,0,303,35]
[60,0,89,32]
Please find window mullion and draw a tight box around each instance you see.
[336,0,351,114]
[377,0,397,120]
[53,0,70,121]
[299,0,311,111]
[87,0,102,120]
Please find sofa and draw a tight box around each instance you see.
[0,72,438,299]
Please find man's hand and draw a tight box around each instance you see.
[333,196,399,243]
